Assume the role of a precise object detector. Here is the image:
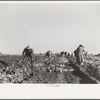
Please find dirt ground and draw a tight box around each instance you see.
[0,54,100,84]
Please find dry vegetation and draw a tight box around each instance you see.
[0,54,100,84]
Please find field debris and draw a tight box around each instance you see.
[0,54,100,83]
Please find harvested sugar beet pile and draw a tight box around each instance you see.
[0,54,100,84]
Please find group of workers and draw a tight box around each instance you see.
[22,44,85,67]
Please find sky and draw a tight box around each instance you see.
[0,2,100,54]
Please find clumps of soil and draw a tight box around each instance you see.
[0,54,100,84]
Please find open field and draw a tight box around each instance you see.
[0,54,100,84]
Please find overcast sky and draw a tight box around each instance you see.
[0,2,100,54]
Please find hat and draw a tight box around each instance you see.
[26,45,29,48]
[79,44,84,48]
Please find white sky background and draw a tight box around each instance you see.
[0,2,100,54]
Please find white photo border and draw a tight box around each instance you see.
[0,1,100,99]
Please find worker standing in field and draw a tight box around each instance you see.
[44,51,52,61]
[22,45,34,72]
[22,45,30,58]
[74,45,85,66]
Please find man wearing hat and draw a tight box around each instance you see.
[74,45,85,66]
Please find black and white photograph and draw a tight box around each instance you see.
[0,1,100,84]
